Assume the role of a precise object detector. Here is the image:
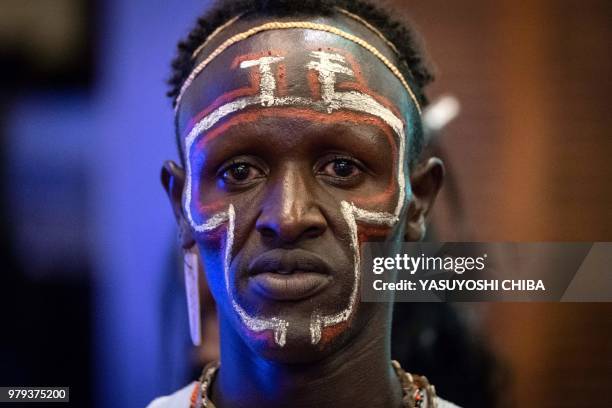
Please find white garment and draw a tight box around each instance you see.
[146,382,196,408]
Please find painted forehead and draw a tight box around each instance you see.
[177,24,419,140]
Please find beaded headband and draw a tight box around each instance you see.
[190,13,244,61]
[175,17,422,116]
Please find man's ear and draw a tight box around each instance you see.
[404,157,445,241]
[161,160,196,249]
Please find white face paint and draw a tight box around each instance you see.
[306,51,354,110]
[183,51,410,346]
[239,56,285,106]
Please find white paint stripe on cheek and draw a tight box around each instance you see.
[351,205,398,226]
[182,95,259,232]
[191,210,229,233]
[310,201,397,345]
[224,204,289,347]
[309,200,359,344]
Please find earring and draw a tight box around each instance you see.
[184,249,202,346]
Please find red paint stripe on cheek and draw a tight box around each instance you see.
[319,321,350,347]
[196,226,226,247]
[246,328,277,348]
[196,199,227,214]
[358,226,393,243]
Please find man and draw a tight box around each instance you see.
[151,0,453,406]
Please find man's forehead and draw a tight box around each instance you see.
[177,23,414,136]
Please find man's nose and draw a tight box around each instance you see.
[255,166,327,243]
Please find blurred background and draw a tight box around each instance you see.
[0,0,610,407]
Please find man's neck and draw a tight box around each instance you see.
[210,316,402,408]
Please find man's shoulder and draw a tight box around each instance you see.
[146,382,198,408]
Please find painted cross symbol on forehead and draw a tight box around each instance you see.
[183,50,411,347]
[239,55,284,106]
[306,51,354,109]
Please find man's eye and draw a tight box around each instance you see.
[219,162,263,185]
[322,158,361,179]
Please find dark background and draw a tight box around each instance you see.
[0,0,610,406]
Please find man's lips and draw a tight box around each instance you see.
[250,272,331,301]
[248,248,331,275]
[247,249,332,301]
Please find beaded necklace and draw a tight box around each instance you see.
[195,360,438,408]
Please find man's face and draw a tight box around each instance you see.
[173,15,424,362]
